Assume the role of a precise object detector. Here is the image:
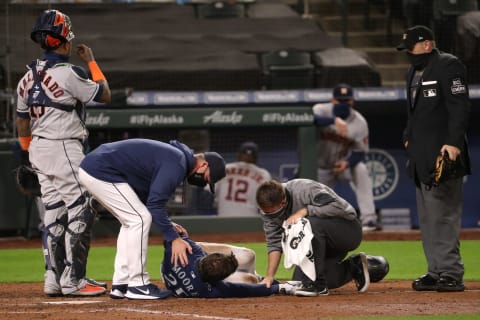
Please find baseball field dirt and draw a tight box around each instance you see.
[1,229,479,320]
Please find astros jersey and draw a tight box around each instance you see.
[215,161,271,216]
[16,55,100,141]
[312,102,369,169]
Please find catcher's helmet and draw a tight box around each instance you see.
[366,255,389,283]
[31,9,75,50]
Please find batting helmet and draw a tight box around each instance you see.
[31,10,75,50]
[366,254,389,283]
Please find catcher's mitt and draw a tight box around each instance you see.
[13,165,41,197]
[198,252,238,283]
[431,152,457,187]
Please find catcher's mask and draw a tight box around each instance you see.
[198,252,238,283]
[31,9,75,50]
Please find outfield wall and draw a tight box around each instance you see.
[1,87,479,237]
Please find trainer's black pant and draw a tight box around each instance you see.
[292,216,362,289]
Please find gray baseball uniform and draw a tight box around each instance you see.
[215,161,271,216]
[16,55,100,295]
[312,102,376,226]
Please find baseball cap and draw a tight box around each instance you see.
[239,141,258,157]
[333,83,353,101]
[396,25,434,51]
[204,152,226,193]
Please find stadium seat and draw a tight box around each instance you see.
[312,47,381,87]
[259,49,315,90]
[197,1,245,19]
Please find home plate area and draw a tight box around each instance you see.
[0,281,479,320]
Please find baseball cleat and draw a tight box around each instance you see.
[125,283,172,300]
[86,277,107,289]
[278,281,302,295]
[294,283,329,297]
[110,284,128,299]
[67,283,107,297]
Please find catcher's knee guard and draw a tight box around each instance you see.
[366,255,389,282]
[64,195,95,280]
[42,203,68,278]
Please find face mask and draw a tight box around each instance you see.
[333,102,351,119]
[187,172,207,187]
[406,52,432,70]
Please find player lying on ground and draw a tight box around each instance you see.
[161,231,297,298]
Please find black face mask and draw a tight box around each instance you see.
[406,52,432,70]
[187,172,207,187]
[333,102,351,119]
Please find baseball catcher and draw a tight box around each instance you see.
[15,9,111,297]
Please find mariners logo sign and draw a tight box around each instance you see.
[350,149,399,200]
[366,149,399,200]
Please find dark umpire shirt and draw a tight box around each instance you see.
[403,48,471,185]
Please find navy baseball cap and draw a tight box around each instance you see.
[204,152,226,193]
[333,83,353,101]
[396,25,434,51]
[239,141,258,157]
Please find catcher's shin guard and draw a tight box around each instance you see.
[62,196,95,284]
[43,203,68,284]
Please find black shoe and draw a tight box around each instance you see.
[412,274,438,291]
[437,276,465,292]
[349,252,370,292]
[294,283,329,297]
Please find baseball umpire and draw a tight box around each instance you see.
[15,9,111,296]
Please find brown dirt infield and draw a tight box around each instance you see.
[1,229,479,320]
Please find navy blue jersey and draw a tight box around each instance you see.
[161,237,279,298]
[80,139,194,241]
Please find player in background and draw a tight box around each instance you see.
[312,83,379,232]
[215,141,271,216]
[15,9,111,296]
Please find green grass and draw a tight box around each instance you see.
[0,240,478,283]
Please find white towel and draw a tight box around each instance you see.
[281,218,316,281]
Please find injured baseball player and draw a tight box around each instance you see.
[161,231,298,298]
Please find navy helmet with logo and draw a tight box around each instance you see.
[31,9,75,50]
